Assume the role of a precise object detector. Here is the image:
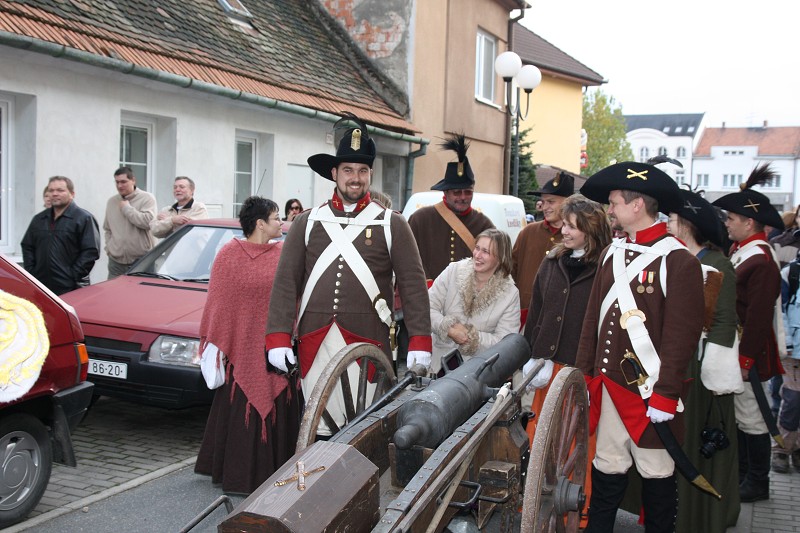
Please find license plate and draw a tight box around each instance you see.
[88,359,128,379]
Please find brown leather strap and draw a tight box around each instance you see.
[434,201,476,251]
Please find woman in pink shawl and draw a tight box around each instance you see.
[194,196,300,494]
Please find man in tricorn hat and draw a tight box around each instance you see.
[712,163,785,502]
[408,133,494,282]
[576,162,705,532]
[265,114,432,434]
[511,172,574,309]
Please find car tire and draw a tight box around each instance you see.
[0,413,53,528]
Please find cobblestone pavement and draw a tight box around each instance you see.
[31,396,209,519]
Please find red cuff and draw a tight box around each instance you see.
[408,335,433,352]
[648,393,678,414]
[265,332,291,351]
[739,355,754,370]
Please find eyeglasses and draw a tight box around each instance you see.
[290,205,302,211]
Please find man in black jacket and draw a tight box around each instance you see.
[21,176,101,295]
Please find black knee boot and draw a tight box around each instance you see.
[738,428,749,484]
[740,432,771,502]
[641,474,677,533]
[585,465,629,533]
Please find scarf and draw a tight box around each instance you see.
[199,238,288,440]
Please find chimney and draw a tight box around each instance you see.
[763,120,769,128]
[722,121,726,128]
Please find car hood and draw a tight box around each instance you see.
[61,276,207,338]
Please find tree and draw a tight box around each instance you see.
[582,89,633,176]
[513,126,539,214]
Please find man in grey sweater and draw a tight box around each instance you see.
[103,166,157,278]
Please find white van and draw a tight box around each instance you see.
[402,191,527,244]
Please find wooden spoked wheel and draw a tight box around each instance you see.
[295,343,396,452]
[521,367,589,533]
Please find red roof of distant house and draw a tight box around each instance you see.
[695,126,800,157]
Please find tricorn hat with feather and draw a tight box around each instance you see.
[431,133,475,191]
[308,112,376,181]
[712,163,784,230]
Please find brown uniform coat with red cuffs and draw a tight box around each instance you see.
[408,203,494,281]
[575,224,705,448]
[731,234,783,380]
[265,194,432,363]
[512,220,563,309]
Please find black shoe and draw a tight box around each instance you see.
[772,452,790,474]
[739,478,769,502]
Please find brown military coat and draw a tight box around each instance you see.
[575,227,705,448]
[408,204,494,281]
[266,198,432,363]
[512,220,563,309]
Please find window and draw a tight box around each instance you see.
[767,174,781,188]
[688,126,695,133]
[676,146,686,158]
[218,0,252,18]
[676,170,685,184]
[234,137,255,216]
[675,126,683,133]
[475,31,497,102]
[639,147,649,162]
[658,146,668,156]
[120,120,152,190]
[696,174,709,187]
[662,127,670,133]
[723,174,743,188]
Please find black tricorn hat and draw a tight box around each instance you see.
[674,189,727,248]
[431,133,475,191]
[580,161,682,214]
[529,172,574,197]
[712,163,784,230]
[308,113,376,181]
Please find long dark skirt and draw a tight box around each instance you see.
[194,364,302,494]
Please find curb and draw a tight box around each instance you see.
[8,456,198,532]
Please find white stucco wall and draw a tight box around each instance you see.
[0,48,409,282]
[627,129,694,185]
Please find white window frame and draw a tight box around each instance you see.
[475,30,497,104]
[0,99,10,250]
[639,147,649,162]
[120,117,154,191]
[696,173,709,187]
[658,146,668,156]
[676,146,686,158]
[234,136,257,216]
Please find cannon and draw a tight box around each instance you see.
[184,334,589,533]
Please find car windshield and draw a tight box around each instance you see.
[128,225,242,282]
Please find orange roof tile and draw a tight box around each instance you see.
[695,127,800,157]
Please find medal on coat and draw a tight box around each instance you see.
[645,271,655,293]
[365,228,372,246]
[636,271,646,294]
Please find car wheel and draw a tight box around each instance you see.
[0,414,52,528]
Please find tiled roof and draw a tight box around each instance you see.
[695,126,800,157]
[511,23,604,86]
[535,164,587,189]
[624,113,704,137]
[0,0,413,132]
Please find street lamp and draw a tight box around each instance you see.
[494,51,541,197]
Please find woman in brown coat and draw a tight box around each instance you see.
[521,194,612,527]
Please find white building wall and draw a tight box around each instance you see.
[627,129,695,186]
[0,49,410,281]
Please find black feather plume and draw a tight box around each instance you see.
[741,163,776,191]
[647,154,683,168]
[332,112,370,140]
[439,132,469,162]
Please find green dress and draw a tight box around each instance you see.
[676,248,740,532]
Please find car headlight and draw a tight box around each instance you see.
[148,335,201,366]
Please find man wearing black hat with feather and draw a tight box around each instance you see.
[408,133,494,282]
[265,114,433,435]
[712,163,785,503]
[511,172,574,310]
[575,161,705,532]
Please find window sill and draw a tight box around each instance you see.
[474,96,502,111]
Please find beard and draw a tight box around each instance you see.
[337,184,367,204]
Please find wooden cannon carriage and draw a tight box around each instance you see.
[187,334,589,533]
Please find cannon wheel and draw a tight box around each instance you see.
[296,343,396,452]
[521,367,589,533]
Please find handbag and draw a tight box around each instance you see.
[200,342,226,389]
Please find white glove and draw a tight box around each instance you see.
[646,406,674,424]
[407,351,432,369]
[525,358,554,391]
[268,347,296,373]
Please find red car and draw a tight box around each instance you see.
[0,253,94,527]
[61,219,243,409]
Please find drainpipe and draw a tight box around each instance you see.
[0,31,428,145]
[403,142,429,209]
[503,8,526,195]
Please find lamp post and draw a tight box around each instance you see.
[494,51,541,197]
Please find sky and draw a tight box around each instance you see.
[518,1,800,128]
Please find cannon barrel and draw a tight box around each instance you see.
[393,333,530,449]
